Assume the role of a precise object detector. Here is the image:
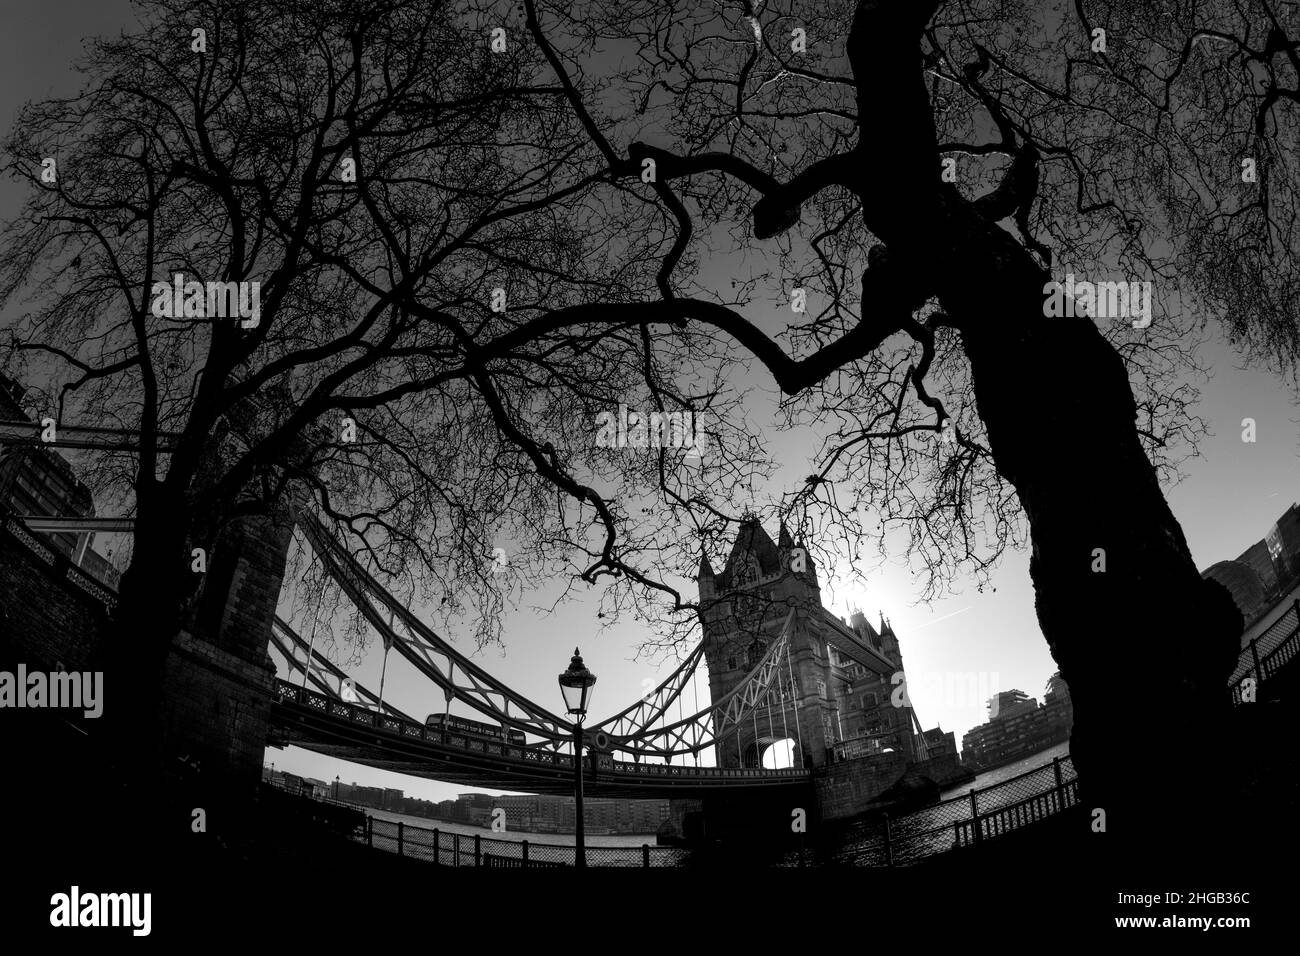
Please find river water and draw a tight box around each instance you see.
[939,740,1071,800]
[826,741,1074,865]
[359,741,1072,866]
[363,807,659,848]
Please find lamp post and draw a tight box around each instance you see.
[558,648,596,868]
[334,775,340,800]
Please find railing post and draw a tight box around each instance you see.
[642,844,650,868]
[522,840,529,867]
[366,815,373,848]
[1251,639,1262,684]
[433,828,440,865]
[883,814,893,867]
[397,821,404,857]
[475,833,481,867]
[453,832,460,866]
[1053,755,1064,809]
[969,789,981,843]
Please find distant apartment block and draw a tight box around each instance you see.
[1202,502,1300,628]
[961,674,1073,772]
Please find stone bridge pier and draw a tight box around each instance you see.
[163,505,295,797]
[0,499,293,804]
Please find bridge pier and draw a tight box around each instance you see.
[667,787,818,861]
[163,507,293,799]
[0,498,287,809]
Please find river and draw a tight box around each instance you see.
[362,807,659,848]
[939,740,1071,799]
[826,741,1074,866]
[358,742,1072,866]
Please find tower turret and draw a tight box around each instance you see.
[878,611,903,668]
[849,608,879,648]
[792,536,818,587]
[698,551,716,601]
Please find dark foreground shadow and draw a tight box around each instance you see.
[2,700,1295,943]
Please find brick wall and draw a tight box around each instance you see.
[168,509,292,794]
[160,629,274,791]
[0,515,108,669]
[192,510,295,660]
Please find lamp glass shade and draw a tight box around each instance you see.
[558,648,597,716]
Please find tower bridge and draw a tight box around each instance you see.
[0,405,955,808]
[2,411,1297,856]
[269,680,807,799]
[697,517,941,771]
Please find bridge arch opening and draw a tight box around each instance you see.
[762,738,796,770]
[741,738,797,770]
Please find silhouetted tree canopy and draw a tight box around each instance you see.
[0,1,1291,713]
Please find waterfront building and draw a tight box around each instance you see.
[1236,539,1280,597]
[961,674,1073,771]
[919,727,959,760]
[1266,504,1300,585]
[436,799,461,820]
[456,792,494,825]
[490,794,670,834]
[1214,502,1300,615]
[1202,560,1269,625]
[989,689,1038,720]
[493,794,548,830]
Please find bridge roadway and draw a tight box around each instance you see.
[269,681,811,799]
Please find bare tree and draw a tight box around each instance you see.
[3,0,1296,854]
[451,0,1288,850]
[0,0,759,765]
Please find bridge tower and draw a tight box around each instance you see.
[698,517,920,770]
[163,407,324,797]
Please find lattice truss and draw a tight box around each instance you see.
[284,509,804,762]
[267,614,415,722]
[296,511,576,749]
[591,611,798,761]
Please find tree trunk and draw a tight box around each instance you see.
[90,479,196,788]
[941,224,1243,855]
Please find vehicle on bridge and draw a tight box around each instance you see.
[425,713,527,746]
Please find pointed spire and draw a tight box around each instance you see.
[778,520,793,549]
[793,535,817,585]
[725,515,780,581]
[699,551,714,577]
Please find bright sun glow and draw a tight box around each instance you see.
[762,739,796,769]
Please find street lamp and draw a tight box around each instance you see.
[558,648,597,868]
[334,775,340,800]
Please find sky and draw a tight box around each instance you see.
[2,1,1297,805]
